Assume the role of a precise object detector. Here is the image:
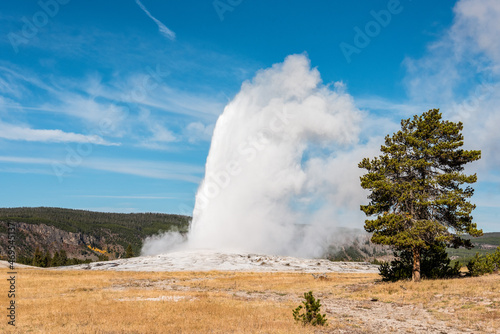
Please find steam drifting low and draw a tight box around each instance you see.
[143,54,365,257]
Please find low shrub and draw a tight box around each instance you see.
[467,247,500,277]
[292,291,327,326]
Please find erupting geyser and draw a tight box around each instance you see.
[141,54,366,257]
[185,54,363,257]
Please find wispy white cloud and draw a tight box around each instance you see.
[83,158,203,183]
[0,156,56,164]
[0,65,54,96]
[0,46,234,151]
[0,167,54,175]
[0,104,61,113]
[0,155,203,183]
[0,76,23,99]
[0,66,129,138]
[184,121,214,143]
[402,0,500,173]
[0,65,225,153]
[135,0,176,41]
[112,75,224,120]
[135,108,177,149]
[56,95,128,137]
[453,0,500,66]
[0,122,117,145]
[355,96,426,117]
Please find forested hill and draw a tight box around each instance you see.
[0,207,190,263]
[463,232,500,246]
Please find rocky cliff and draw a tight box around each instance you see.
[0,221,124,261]
[0,207,191,262]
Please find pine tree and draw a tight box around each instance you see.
[52,251,61,267]
[292,291,328,326]
[32,247,43,267]
[42,251,52,268]
[359,109,482,281]
[59,249,68,266]
[125,244,134,258]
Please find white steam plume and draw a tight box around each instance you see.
[185,54,364,257]
[141,231,186,256]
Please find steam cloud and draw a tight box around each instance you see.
[143,54,366,257]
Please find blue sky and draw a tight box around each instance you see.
[0,0,499,231]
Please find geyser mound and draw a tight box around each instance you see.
[63,249,379,273]
[184,54,363,257]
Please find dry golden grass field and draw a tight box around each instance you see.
[0,268,499,333]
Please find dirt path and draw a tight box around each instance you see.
[107,277,496,333]
[256,292,482,333]
[319,298,475,334]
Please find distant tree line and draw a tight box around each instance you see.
[0,207,191,256]
[17,247,107,268]
[0,207,190,234]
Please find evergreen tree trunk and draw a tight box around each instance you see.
[412,248,421,282]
